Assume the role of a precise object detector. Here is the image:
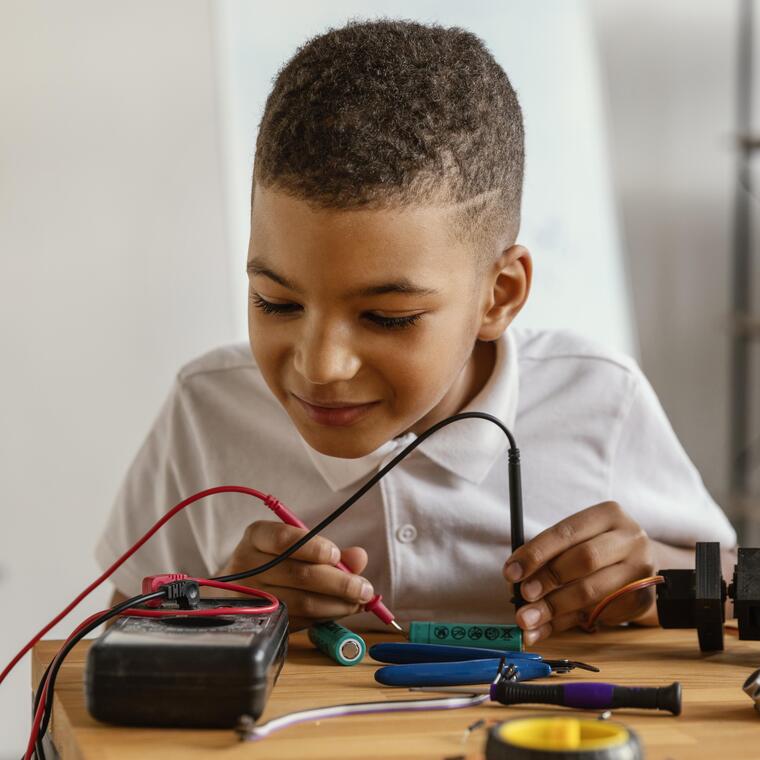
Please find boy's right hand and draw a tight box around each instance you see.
[215,521,374,631]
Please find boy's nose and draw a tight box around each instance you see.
[293,327,361,385]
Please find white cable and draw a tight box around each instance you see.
[239,693,488,741]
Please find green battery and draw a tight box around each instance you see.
[409,621,523,651]
[308,621,366,666]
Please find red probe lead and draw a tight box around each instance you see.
[263,494,406,635]
[0,485,278,689]
[2,484,401,700]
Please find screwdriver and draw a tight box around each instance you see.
[415,661,682,715]
[490,679,682,715]
[264,494,405,634]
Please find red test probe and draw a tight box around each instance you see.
[262,493,406,635]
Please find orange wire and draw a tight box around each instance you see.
[583,575,664,631]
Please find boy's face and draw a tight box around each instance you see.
[247,184,530,459]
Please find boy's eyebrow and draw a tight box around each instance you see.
[246,258,440,297]
[247,260,300,290]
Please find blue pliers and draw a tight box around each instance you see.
[370,643,598,687]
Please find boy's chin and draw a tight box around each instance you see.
[296,423,389,460]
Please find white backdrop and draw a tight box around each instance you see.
[591,0,757,522]
[0,0,631,754]
[0,1,235,753]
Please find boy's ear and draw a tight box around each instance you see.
[476,245,532,341]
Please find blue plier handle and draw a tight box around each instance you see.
[374,657,551,686]
[369,643,597,687]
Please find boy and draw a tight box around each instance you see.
[99,19,736,646]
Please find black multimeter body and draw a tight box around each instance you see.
[85,598,288,728]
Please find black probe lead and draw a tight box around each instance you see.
[213,411,526,607]
[29,590,166,760]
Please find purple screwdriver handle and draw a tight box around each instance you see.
[564,682,614,709]
[491,680,682,715]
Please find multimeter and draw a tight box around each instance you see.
[85,598,288,728]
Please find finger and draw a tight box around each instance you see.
[263,585,363,620]
[340,546,368,575]
[258,558,374,603]
[504,502,627,582]
[516,561,640,630]
[519,529,642,602]
[245,521,341,565]
[523,610,586,647]
[522,622,551,647]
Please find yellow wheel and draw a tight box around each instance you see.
[485,716,642,759]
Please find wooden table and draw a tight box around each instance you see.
[31,626,760,759]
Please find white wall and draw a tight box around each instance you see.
[590,0,759,524]
[0,1,234,754]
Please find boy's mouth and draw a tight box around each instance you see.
[292,394,380,427]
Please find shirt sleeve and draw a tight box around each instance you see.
[609,365,737,549]
[94,377,212,597]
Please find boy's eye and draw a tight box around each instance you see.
[250,292,301,316]
[249,293,423,331]
[368,313,423,330]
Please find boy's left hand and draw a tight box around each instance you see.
[503,501,656,646]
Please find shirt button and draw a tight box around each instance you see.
[396,524,418,543]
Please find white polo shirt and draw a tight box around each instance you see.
[95,327,736,628]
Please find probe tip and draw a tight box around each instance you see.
[390,619,407,637]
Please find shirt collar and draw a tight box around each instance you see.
[299,329,520,492]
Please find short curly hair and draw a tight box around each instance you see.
[253,19,525,265]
